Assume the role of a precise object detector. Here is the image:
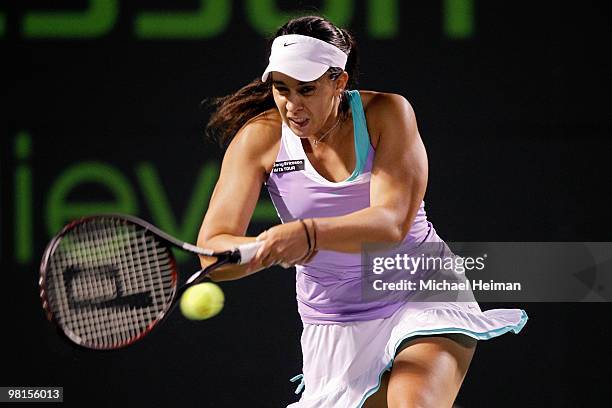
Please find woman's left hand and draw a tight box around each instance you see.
[249,220,313,269]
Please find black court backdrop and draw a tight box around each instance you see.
[2,1,611,406]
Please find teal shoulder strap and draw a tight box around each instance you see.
[345,90,371,181]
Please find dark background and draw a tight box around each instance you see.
[2,1,611,406]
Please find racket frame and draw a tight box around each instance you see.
[39,214,246,350]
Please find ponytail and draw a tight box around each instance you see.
[204,79,276,148]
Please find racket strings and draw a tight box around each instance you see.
[44,218,176,349]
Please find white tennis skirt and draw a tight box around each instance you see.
[286,297,528,408]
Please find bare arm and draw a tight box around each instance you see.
[251,93,428,260]
[314,93,428,251]
[197,112,281,281]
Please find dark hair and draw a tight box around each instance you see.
[205,15,359,148]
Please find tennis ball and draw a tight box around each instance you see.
[179,282,224,320]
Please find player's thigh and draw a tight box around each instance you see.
[387,333,477,408]
[362,370,390,408]
[363,334,476,408]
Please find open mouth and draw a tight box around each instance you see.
[289,117,309,129]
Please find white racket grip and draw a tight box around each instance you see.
[182,242,214,256]
[236,241,262,264]
[235,242,292,268]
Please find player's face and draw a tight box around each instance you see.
[271,71,347,138]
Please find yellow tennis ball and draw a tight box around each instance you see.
[179,282,224,320]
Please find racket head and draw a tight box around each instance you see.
[39,215,179,350]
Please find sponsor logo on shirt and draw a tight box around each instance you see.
[272,159,305,174]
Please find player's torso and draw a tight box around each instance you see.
[258,89,381,181]
[264,90,376,221]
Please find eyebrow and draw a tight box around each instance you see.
[272,80,315,86]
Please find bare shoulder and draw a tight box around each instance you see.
[226,108,281,173]
[233,108,281,150]
[357,90,417,148]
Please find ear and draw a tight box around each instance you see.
[335,71,349,94]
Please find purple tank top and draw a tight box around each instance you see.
[265,90,442,324]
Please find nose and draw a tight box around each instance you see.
[285,94,303,113]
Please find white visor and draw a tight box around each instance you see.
[261,34,348,82]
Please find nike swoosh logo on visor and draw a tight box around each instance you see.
[283,42,297,46]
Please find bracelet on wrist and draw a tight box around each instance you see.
[310,218,318,251]
[298,219,312,259]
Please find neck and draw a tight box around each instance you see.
[312,116,341,147]
[311,99,343,145]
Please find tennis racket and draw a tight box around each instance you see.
[39,214,262,350]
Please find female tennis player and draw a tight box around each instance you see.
[198,15,528,407]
